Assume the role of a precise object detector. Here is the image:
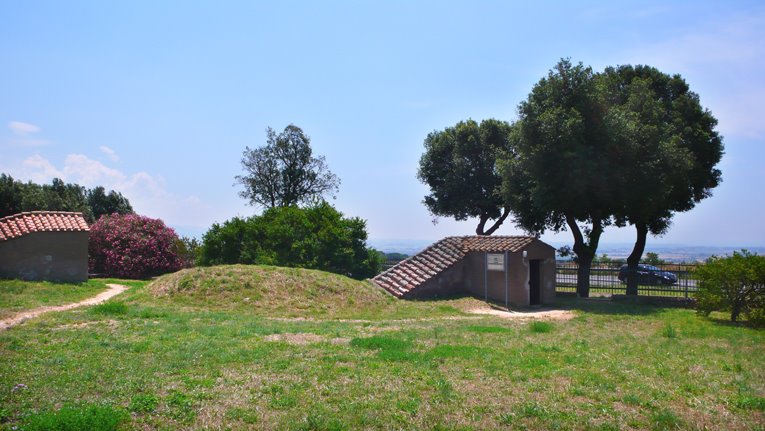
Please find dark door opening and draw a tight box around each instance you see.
[529,259,541,305]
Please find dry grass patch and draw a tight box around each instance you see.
[147,265,393,318]
[263,333,349,345]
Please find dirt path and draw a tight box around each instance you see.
[465,306,575,320]
[267,306,575,323]
[0,283,128,331]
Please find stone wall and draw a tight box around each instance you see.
[0,231,89,282]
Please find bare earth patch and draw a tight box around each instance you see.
[264,333,349,345]
[53,319,121,331]
[464,305,575,321]
[0,283,128,331]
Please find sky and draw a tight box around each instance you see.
[1,0,764,248]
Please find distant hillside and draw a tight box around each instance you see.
[369,239,431,256]
[579,244,765,263]
[370,239,765,263]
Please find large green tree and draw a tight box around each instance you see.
[198,202,381,280]
[502,60,619,297]
[236,124,340,209]
[0,174,134,223]
[601,65,723,295]
[0,174,23,217]
[417,119,514,235]
[86,186,134,221]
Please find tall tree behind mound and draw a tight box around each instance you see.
[235,124,340,209]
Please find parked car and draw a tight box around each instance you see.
[618,264,678,285]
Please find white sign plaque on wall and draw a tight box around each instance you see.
[487,253,505,271]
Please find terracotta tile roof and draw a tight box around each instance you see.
[0,211,89,242]
[461,235,536,252]
[371,235,537,297]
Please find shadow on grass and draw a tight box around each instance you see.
[551,296,667,316]
[404,292,668,317]
[701,314,764,330]
[404,293,476,303]
[403,291,671,316]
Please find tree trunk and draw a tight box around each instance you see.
[731,302,741,322]
[475,208,511,236]
[576,252,595,298]
[482,208,510,236]
[626,223,648,296]
[565,214,603,298]
[476,215,489,236]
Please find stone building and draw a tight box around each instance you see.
[0,211,89,282]
[372,236,556,307]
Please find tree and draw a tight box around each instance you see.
[89,213,183,279]
[176,236,201,268]
[198,202,381,279]
[696,250,765,325]
[0,174,134,223]
[643,252,664,266]
[235,124,340,209]
[0,174,23,217]
[502,59,618,297]
[38,178,91,219]
[417,119,514,235]
[600,65,723,295]
[87,186,134,220]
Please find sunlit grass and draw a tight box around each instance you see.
[0,278,111,319]
[0,269,763,430]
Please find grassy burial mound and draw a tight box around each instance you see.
[147,264,395,317]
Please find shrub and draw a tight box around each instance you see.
[198,202,382,279]
[695,250,765,325]
[89,213,183,279]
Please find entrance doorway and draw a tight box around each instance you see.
[529,259,541,305]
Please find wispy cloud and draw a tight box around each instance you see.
[7,121,50,146]
[8,121,40,136]
[6,153,215,228]
[62,154,126,187]
[18,154,64,183]
[99,145,120,162]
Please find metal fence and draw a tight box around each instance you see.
[379,257,700,299]
[555,261,699,298]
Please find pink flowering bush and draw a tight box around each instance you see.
[89,213,183,279]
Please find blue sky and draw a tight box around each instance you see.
[2,1,763,247]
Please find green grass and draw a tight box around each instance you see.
[0,266,763,430]
[0,279,112,319]
[529,321,554,333]
[90,301,129,316]
[21,403,129,431]
[141,264,470,320]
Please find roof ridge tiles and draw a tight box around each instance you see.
[0,211,89,242]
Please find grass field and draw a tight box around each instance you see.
[0,265,763,430]
[0,279,115,320]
